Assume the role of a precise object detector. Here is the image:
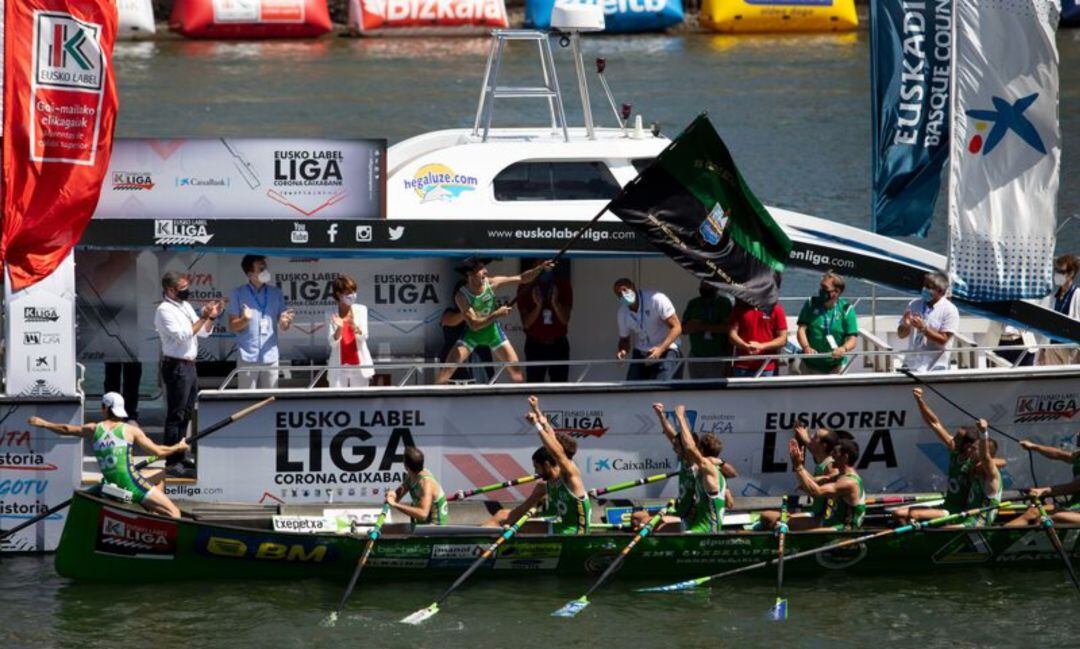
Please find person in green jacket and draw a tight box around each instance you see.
[796,271,858,375]
[28,392,187,518]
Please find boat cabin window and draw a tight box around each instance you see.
[631,158,655,173]
[494,162,621,201]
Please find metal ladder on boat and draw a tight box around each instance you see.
[472,30,571,143]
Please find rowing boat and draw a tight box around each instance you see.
[56,491,1080,583]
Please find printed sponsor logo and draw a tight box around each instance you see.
[175,176,230,188]
[787,247,857,271]
[554,0,666,16]
[363,0,507,22]
[431,543,487,568]
[664,409,735,435]
[0,431,32,447]
[546,410,608,438]
[404,163,477,203]
[966,94,1047,157]
[112,171,154,191]
[367,557,429,569]
[0,500,52,517]
[373,273,440,306]
[0,479,49,496]
[273,150,344,187]
[195,529,337,563]
[23,332,61,345]
[271,515,352,534]
[34,13,104,90]
[388,225,405,241]
[486,226,634,244]
[272,409,420,495]
[28,356,57,373]
[586,456,673,474]
[760,409,903,473]
[698,202,729,247]
[814,542,868,570]
[0,451,59,471]
[154,219,213,246]
[95,507,178,559]
[355,225,372,243]
[24,307,60,323]
[1014,394,1079,423]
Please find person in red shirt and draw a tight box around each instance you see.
[729,300,788,377]
[516,259,573,382]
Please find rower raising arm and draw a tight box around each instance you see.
[913,387,960,450]
[675,405,727,533]
[789,437,865,530]
[529,396,586,499]
[961,420,1003,528]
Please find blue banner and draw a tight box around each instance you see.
[869,0,952,237]
[526,0,684,33]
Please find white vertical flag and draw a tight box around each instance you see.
[948,0,1061,301]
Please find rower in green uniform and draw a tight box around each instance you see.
[892,388,978,524]
[757,423,841,531]
[1007,431,1080,527]
[950,419,1002,528]
[28,392,187,518]
[387,446,449,531]
[632,402,736,530]
[656,405,727,534]
[435,256,554,384]
[790,436,865,530]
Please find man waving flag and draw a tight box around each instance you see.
[609,114,791,309]
[2,0,119,289]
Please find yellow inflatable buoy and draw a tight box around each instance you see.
[699,0,859,33]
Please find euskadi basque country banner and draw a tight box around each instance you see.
[869,0,951,238]
[1,0,119,290]
[947,0,1061,302]
[608,114,792,309]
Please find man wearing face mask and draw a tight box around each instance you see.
[517,259,573,382]
[898,271,959,372]
[228,255,293,389]
[681,280,733,379]
[1040,254,1080,366]
[796,271,858,375]
[154,271,223,477]
[613,278,683,381]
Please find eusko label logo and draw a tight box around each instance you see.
[23,307,60,323]
[34,12,104,91]
[154,220,214,246]
[1014,393,1079,423]
[112,171,154,191]
[404,163,477,203]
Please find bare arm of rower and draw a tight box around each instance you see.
[652,403,682,457]
[789,438,846,499]
[456,292,511,331]
[1029,477,1080,500]
[792,422,811,449]
[719,460,738,479]
[387,481,432,522]
[724,488,735,510]
[977,419,1001,491]
[1019,439,1078,463]
[913,388,955,450]
[502,482,547,524]
[529,404,579,483]
[489,260,554,290]
[26,417,94,438]
[129,426,188,458]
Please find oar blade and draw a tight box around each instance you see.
[551,597,590,618]
[637,576,707,593]
[320,611,339,627]
[769,598,788,621]
[400,603,440,626]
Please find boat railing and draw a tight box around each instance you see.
[214,342,1079,390]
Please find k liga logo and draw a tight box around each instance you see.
[965,93,1047,156]
[34,12,105,91]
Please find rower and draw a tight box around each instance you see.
[756,423,841,531]
[789,437,866,530]
[1006,432,1080,527]
[949,420,1002,528]
[485,396,591,534]
[27,393,187,518]
[632,403,736,530]
[386,446,449,531]
[892,388,976,524]
[666,405,728,533]
[434,256,554,384]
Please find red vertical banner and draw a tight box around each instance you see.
[2,0,118,290]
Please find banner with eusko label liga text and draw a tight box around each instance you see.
[947,0,1060,301]
[192,372,1080,505]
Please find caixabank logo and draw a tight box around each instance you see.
[34,12,105,91]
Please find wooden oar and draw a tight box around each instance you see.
[448,474,538,501]
[0,397,275,543]
[551,498,676,618]
[400,504,542,625]
[769,499,789,621]
[325,501,393,625]
[639,500,1013,593]
[588,470,678,499]
[1030,497,1080,595]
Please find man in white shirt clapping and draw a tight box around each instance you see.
[897,271,959,373]
[153,271,223,478]
[613,277,683,381]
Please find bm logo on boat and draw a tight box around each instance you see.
[196,529,338,564]
[1014,394,1079,423]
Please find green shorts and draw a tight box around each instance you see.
[458,323,508,352]
[103,472,153,505]
[548,522,589,536]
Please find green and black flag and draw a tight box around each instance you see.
[608,114,792,308]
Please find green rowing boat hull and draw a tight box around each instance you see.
[56,492,1080,583]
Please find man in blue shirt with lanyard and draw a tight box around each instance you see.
[1042,254,1080,365]
[228,255,294,389]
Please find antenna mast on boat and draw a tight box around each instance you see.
[471,6,606,143]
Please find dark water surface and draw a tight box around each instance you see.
[4,31,1080,649]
